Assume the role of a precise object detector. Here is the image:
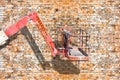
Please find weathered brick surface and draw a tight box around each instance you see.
[0,0,120,80]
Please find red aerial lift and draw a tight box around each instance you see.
[0,11,89,60]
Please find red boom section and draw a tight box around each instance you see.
[5,16,29,36]
[29,12,58,57]
[4,11,58,57]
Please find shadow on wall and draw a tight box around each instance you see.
[21,27,80,74]
[0,33,18,49]
[52,55,80,74]
[0,26,80,74]
[21,27,48,70]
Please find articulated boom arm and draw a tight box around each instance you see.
[0,11,89,60]
[3,11,58,57]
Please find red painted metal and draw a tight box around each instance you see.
[4,11,89,60]
[60,25,89,60]
[5,16,29,36]
[4,11,58,57]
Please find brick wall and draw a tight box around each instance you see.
[0,0,120,79]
